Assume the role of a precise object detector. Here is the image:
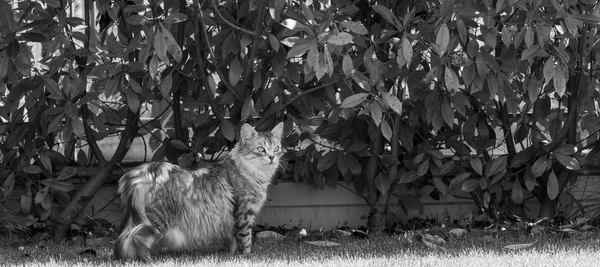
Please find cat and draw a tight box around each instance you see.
[113,122,284,261]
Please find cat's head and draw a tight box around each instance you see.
[237,122,284,166]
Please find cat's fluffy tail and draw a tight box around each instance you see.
[114,224,160,261]
[114,164,164,261]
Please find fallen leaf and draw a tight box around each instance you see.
[448,228,468,238]
[504,240,537,250]
[305,240,341,247]
[481,235,498,243]
[256,230,284,240]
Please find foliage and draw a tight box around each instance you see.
[1,0,600,239]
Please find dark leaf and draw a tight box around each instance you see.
[220,119,236,141]
[511,180,524,204]
[461,180,480,192]
[317,152,337,172]
[399,171,419,183]
[40,179,75,192]
[470,157,482,175]
[554,154,580,170]
[340,93,369,108]
[375,173,390,194]
[531,156,548,177]
[547,171,559,200]
[432,177,447,195]
[346,154,362,175]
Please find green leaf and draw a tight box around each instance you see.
[371,5,399,28]
[20,193,32,214]
[553,62,566,97]
[21,32,48,42]
[462,180,480,192]
[287,40,314,58]
[399,171,419,183]
[554,144,577,155]
[543,57,554,85]
[382,92,403,115]
[268,33,280,52]
[126,14,149,25]
[433,177,447,195]
[340,93,369,108]
[342,54,353,77]
[326,32,353,45]
[337,154,348,177]
[381,120,392,141]
[164,12,188,24]
[436,24,450,55]
[547,171,559,200]
[375,173,390,195]
[444,66,459,92]
[554,154,581,170]
[531,156,548,178]
[340,21,368,35]
[153,29,167,62]
[228,57,243,86]
[323,46,334,78]
[162,25,183,62]
[346,154,362,175]
[241,97,256,121]
[23,164,43,174]
[371,102,383,126]
[2,173,15,198]
[40,151,53,173]
[280,19,312,33]
[40,179,75,192]
[521,45,541,60]
[56,166,77,180]
[317,152,337,172]
[524,171,536,192]
[511,180,524,204]
[401,36,413,66]
[417,159,430,177]
[220,119,236,141]
[470,157,483,175]
[440,97,454,127]
[0,0,15,31]
[510,148,534,168]
[486,156,507,178]
[0,51,7,79]
[170,140,190,150]
[34,187,49,204]
[572,13,600,24]
[123,89,140,113]
[501,24,512,47]
[43,78,64,100]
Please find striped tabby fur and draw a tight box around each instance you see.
[113,123,284,261]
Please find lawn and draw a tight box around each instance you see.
[1,229,599,267]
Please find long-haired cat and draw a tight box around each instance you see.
[113,122,284,261]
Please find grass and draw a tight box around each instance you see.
[1,230,600,267]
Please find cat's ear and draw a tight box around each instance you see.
[240,123,257,141]
[271,122,284,138]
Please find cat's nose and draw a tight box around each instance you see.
[268,155,274,162]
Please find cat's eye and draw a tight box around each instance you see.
[257,146,265,153]
[274,146,280,152]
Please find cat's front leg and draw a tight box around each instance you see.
[234,209,257,254]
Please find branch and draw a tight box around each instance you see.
[240,0,266,94]
[210,0,257,36]
[194,0,226,120]
[255,78,346,128]
[82,104,107,166]
[196,0,241,100]
[172,0,187,142]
